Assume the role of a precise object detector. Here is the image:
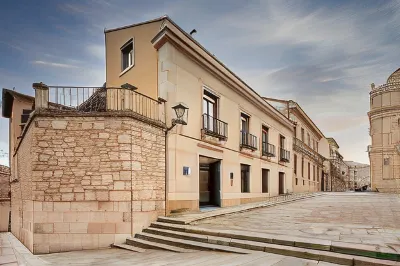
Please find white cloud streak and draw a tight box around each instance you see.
[31,60,79,69]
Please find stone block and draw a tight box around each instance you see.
[99,133,109,139]
[34,223,54,234]
[105,212,123,223]
[87,223,102,234]
[119,171,131,180]
[132,162,141,170]
[84,191,96,200]
[71,201,98,211]
[118,202,131,212]
[70,223,88,233]
[89,212,105,222]
[93,122,105,129]
[61,193,75,201]
[63,212,89,222]
[47,212,63,223]
[34,201,43,211]
[33,244,50,254]
[82,234,99,250]
[142,201,156,211]
[132,201,141,212]
[34,234,50,244]
[114,181,125,190]
[49,244,61,253]
[54,223,70,233]
[116,222,131,234]
[43,202,54,211]
[51,120,68,129]
[110,191,131,201]
[118,135,130,144]
[101,223,116,234]
[54,202,70,212]
[96,191,109,201]
[98,201,114,211]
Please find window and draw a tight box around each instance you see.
[121,38,134,71]
[240,113,250,133]
[301,156,304,177]
[203,90,218,117]
[203,90,218,132]
[262,126,269,145]
[295,178,298,185]
[301,128,304,142]
[294,154,297,175]
[317,166,320,182]
[307,133,311,146]
[313,165,315,181]
[262,169,269,193]
[384,158,390,165]
[303,180,305,186]
[294,126,297,138]
[241,164,250,193]
[316,142,319,152]
[308,162,310,179]
[280,135,285,149]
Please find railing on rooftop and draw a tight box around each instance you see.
[34,83,164,123]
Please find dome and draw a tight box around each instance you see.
[387,68,400,83]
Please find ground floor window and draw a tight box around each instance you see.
[262,169,269,193]
[295,178,298,185]
[241,164,250,193]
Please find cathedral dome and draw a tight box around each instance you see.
[387,68,400,83]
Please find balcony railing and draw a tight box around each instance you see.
[293,137,324,165]
[202,114,228,140]
[240,131,257,150]
[42,85,164,123]
[262,142,275,157]
[279,147,290,162]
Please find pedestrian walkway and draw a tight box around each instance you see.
[0,232,340,265]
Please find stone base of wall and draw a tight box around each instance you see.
[0,199,10,232]
[168,200,198,214]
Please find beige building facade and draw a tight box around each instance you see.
[264,99,327,193]
[105,16,295,213]
[368,69,400,193]
[0,164,10,232]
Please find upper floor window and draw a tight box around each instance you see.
[294,126,297,138]
[280,135,285,149]
[301,128,304,142]
[307,133,311,147]
[203,90,218,118]
[240,113,250,132]
[121,38,134,72]
[294,154,297,175]
[262,126,269,144]
[316,142,319,152]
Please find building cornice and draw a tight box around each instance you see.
[368,105,400,118]
[151,26,294,130]
[289,101,325,140]
[370,82,400,97]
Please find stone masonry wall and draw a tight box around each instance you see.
[13,114,165,254]
[0,165,10,198]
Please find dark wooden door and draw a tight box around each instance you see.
[279,172,285,195]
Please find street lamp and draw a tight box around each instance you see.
[167,103,189,131]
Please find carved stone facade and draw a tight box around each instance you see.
[369,69,400,193]
[9,111,165,254]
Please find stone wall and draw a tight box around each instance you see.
[12,113,165,254]
[0,165,11,232]
[0,165,10,198]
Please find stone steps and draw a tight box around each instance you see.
[134,222,399,265]
[134,232,252,254]
[111,243,146,253]
[126,237,195,253]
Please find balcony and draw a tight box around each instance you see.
[240,131,257,150]
[32,84,164,123]
[202,114,228,140]
[279,147,290,162]
[293,137,324,165]
[262,142,275,157]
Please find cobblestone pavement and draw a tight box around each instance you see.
[193,192,400,253]
[0,232,339,266]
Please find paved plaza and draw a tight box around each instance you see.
[193,192,400,253]
[0,232,339,266]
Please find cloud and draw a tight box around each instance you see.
[31,60,79,69]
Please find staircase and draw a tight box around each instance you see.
[116,219,399,266]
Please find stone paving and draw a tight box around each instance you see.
[0,232,340,266]
[192,192,400,254]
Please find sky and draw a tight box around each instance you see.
[1,0,400,165]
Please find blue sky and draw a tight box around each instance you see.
[1,0,400,165]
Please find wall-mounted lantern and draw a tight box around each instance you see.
[167,103,189,131]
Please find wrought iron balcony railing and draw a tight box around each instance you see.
[240,131,257,150]
[45,86,164,123]
[202,114,228,140]
[279,147,290,162]
[293,137,324,165]
[262,142,275,157]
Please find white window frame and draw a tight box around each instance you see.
[120,38,135,76]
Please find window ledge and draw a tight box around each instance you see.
[119,64,134,77]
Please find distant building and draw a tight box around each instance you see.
[368,68,400,193]
[344,161,370,190]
